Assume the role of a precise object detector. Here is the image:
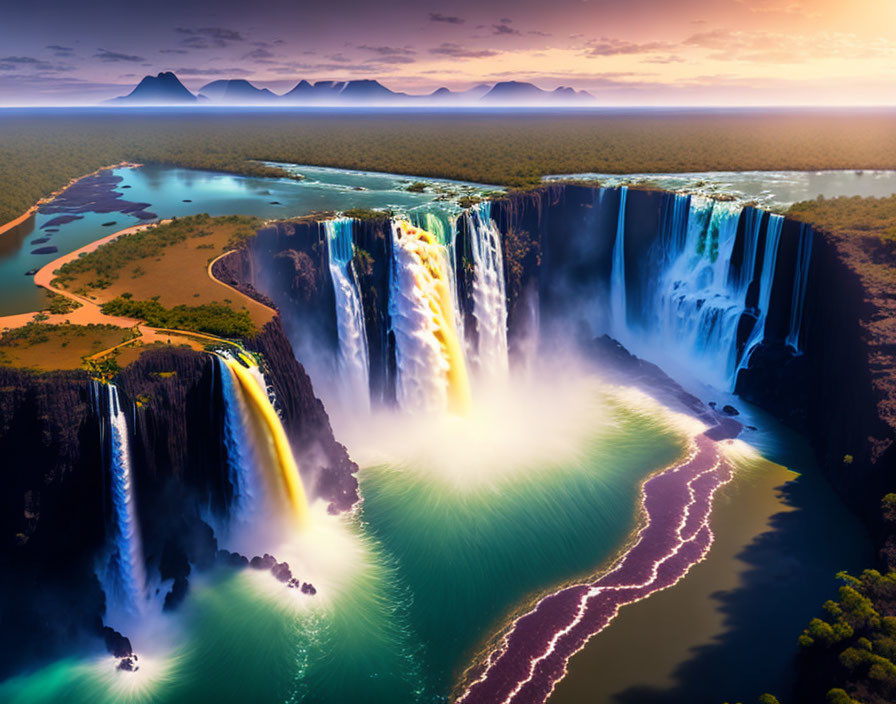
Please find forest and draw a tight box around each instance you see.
[3,108,896,225]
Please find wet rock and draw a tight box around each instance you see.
[117,655,139,672]
[101,221,117,227]
[103,626,133,658]
[271,561,293,583]
[217,549,249,568]
[30,238,50,245]
[287,577,300,589]
[250,553,276,570]
[31,246,58,255]
[163,575,189,611]
[721,404,740,416]
[300,582,317,596]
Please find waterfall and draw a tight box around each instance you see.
[610,186,628,332]
[389,220,471,415]
[464,202,509,379]
[324,218,371,412]
[735,213,784,378]
[785,223,813,354]
[414,210,465,343]
[100,383,147,620]
[218,356,259,523]
[642,196,745,388]
[221,354,310,527]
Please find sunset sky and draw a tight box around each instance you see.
[2,0,896,105]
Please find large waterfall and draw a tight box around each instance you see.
[607,189,797,391]
[325,218,371,412]
[218,356,260,524]
[99,383,147,621]
[735,213,784,378]
[609,186,628,331]
[786,223,813,354]
[464,202,509,379]
[221,353,310,527]
[389,220,471,414]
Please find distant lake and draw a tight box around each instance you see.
[0,163,496,316]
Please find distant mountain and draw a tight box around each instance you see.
[426,84,492,102]
[109,72,197,104]
[110,73,596,106]
[198,79,277,103]
[481,81,594,105]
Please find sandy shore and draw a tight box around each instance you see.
[0,222,156,331]
[0,161,141,238]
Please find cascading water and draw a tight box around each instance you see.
[99,383,147,621]
[464,202,509,379]
[324,218,371,412]
[609,186,628,332]
[221,353,310,527]
[640,196,746,388]
[735,213,784,377]
[217,356,260,524]
[389,220,471,415]
[785,223,813,354]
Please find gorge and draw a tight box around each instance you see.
[0,173,891,704]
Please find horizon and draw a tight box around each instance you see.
[3,0,896,106]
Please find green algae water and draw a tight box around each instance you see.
[0,381,689,704]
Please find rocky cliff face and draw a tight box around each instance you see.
[488,184,895,539]
[0,319,358,676]
[0,368,104,678]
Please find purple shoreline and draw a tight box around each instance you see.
[457,434,732,704]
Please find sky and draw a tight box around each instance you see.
[1,0,896,105]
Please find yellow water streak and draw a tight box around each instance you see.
[396,221,472,415]
[224,356,310,527]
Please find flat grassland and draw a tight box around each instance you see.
[0,323,132,371]
[3,109,896,224]
[53,213,272,336]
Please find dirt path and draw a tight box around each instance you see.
[0,221,265,364]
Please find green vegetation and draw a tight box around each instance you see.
[4,110,896,225]
[343,208,392,221]
[53,214,260,289]
[789,195,896,242]
[797,568,896,704]
[41,292,82,315]
[0,322,132,371]
[100,297,255,338]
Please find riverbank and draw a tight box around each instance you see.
[547,436,871,704]
[0,161,140,238]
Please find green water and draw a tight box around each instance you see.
[0,385,686,704]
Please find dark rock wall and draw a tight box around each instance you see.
[489,184,894,536]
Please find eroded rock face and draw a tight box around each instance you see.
[0,320,358,676]
[486,185,894,540]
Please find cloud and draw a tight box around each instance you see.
[429,12,464,24]
[174,67,252,76]
[159,49,189,55]
[586,37,672,56]
[429,43,498,59]
[94,49,146,62]
[46,45,74,57]
[243,47,275,60]
[358,45,416,56]
[528,30,552,37]
[175,27,244,49]
[493,19,520,36]
[366,55,416,65]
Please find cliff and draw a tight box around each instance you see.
[487,184,895,541]
[0,319,357,676]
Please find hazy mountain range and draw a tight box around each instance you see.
[108,72,595,107]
